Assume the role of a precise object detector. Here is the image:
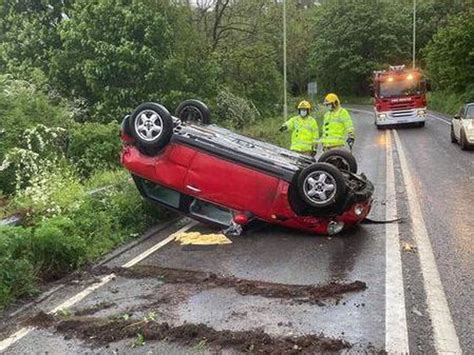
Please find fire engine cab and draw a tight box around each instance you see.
[372,65,429,128]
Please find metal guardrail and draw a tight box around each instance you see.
[0,215,22,226]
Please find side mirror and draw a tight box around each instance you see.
[453,114,460,120]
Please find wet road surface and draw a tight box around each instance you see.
[0,108,472,354]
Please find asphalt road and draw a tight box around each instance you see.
[0,108,472,354]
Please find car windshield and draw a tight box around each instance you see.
[378,77,424,98]
[466,105,474,119]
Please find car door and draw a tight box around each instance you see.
[184,151,281,217]
[463,105,474,135]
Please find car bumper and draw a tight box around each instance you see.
[465,128,474,144]
[375,108,427,126]
[276,199,373,235]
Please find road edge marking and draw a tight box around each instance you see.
[0,220,196,352]
[122,220,198,268]
[384,130,409,353]
[428,113,450,125]
[393,130,461,353]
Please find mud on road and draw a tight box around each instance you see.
[27,311,351,353]
[95,265,367,305]
[8,263,371,354]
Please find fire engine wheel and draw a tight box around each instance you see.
[297,162,347,210]
[129,102,173,156]
[175,99,211,125]
[318,149,358,173]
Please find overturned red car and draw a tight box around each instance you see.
[120,100,373,236]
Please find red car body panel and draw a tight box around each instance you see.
[121,139,372,235]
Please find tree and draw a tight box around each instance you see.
[308,0,414,96]
[0,0,73,77]
[47,0,219,122]
[424,10,474,95]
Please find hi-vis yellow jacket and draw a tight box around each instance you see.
[283,115,319,152]
[320,108,354,148]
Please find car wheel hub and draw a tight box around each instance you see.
[135,109,163,142]
[304,171,337,204]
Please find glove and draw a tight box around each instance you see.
[279,125,287,132]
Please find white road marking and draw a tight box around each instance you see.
[0,220,197,352]
[429,113,450,125]
[122,220,198,268]
[49,274,116,313]
[384,130,409,353]
[0,327,32,352]
[393,130,461,354]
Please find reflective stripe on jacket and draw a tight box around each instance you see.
[284,115,319,152]
[320,108,354,148]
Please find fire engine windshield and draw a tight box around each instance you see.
[378,77,424,98]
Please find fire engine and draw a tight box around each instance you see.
[372,65,429,128]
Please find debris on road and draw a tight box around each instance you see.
[27,312,352,353]
[402,242,417,252]
[74,301,116,316]
[175,231,232,245]
[94,265,367,305]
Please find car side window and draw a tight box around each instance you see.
[466,105,474,120]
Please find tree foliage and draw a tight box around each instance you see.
[0,0,472,115]
[424,9,474,96]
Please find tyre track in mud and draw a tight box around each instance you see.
[92,265,367,305]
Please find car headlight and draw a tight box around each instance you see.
[327,221,344,235]
[354,204,365,216]
[377,113,387,119]
[417,110,426,116]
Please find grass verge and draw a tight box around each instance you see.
[0,170,174,311]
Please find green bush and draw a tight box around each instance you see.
[11,166,86,223]
[31,217,88,280]
[215,89,261,128]
[0,75,73,160]
[0,75,76,194]
[428,91,466,116]
[0,226,37,310]
[67,122,121,178]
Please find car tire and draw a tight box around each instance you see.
[460,129,469,150]
[318,149,357,173]
[450,125,457,143]
[297,162,347,211]
[129,102,173,156]
[418,122,425,128]
[175,99,211,124]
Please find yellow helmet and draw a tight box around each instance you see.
[323,93,340,106]
[297,100,312,110]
